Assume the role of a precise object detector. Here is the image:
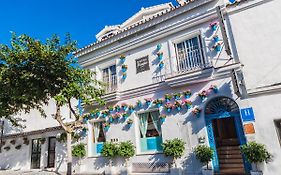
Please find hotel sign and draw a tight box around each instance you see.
[136,56,150,73]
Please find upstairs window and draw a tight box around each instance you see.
[175,35,206,73]
[102,65,117,93]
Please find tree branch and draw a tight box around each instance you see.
[54,102,72,133]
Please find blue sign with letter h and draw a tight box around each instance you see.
[241,107,255,122]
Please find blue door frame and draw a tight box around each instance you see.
[205,111,251,173]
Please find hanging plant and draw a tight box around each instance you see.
[101,110,109,118]
[4,146,10,151]
[153,99,163,108]
[107,106,114,113]
[112,113,121,122]
[128,105,135,113]
[156,44,162,50]
[174,100,183,111]
[160,115,167,123]
[115,105,121,112]
[1,140,6,146]
[210,21,219,31]
[95,110,101,117]
[192,107,201,116]
[89,110,96,119]
[164,94,172,102]
[183,99,192,109]
[81,128,87,136]
[127,119,133,128]
[10,139,16,145]
[159,61,164,69]
[103,122,110,132]
[136,100,142,108]
[164,102,173,113]
[198,90,208,101]
[209,85,218,93]
[157,52,163,61]
[108,115,114,123]
[121,103,128,111]
[174,93,182,100]
[122,72,127,80]
[23,139,29,145]
[144,98,153,106]
[40,138,46,144]
[123,113,129,119]
[213,42,223,52]
[15,145,22,150]
[213,35,219,42]
[121,64,128,72]
[183,90,192,98]
[120,54,126,64]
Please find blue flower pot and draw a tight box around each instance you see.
[186,105,192,109]
[158,54,163,61]
[109,110,113,114]
[214,36,219,42]
[200,96,207,102]
[122,106,128,111]
[213,88,218,93]
[129,109,134,113]
[105,126,110,132]
[157,44,162,50]
[96,112,100,117]
[89,113,95,119]
[127,123,132,128]
[102,114,107,118]
[215,45,221,52]
[120,58,125,64]
[122,68,127,72]
[184,95,191,99]
[83,118,88,123]
[116,108,120,112]
[212,25,217,31]
[156,103,162,108]
[166,108,171,113]
[109,117,113,123]
[123,115,128,120]
[137,103,142,108]
[176,107,181,111]
[146,101,151,106]
[175,96,181,100]
[160,118,166,123]
[122,74,127,80]
[165,99,170,103]
[159,63,164,69]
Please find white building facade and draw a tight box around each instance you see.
[1,0,281,175]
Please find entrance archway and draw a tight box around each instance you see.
[204,97,249,173]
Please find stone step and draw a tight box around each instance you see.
[215,168,246,175]
[220,163,244,169]
[217,146,240,151]
[217,149,241,155]
[219,154,243,159]
[219,158,244,164]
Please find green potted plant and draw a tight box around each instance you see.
[194,145,213,175]
[162,138,185,175]
[72,143,86,170]
[102,142,119,175]
[118,141,135,175]
[240,142,272,175]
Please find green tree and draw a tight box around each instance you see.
[194,145,213,169]
[0,33,105,175]
[117,141,135,166]
[162,138,185,167]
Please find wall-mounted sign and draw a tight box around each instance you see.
[241,107,255,122]
[136,56,150,74]
[244,123,255,134]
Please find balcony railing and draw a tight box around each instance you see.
[104,74,117,94]
[171,47,211,76]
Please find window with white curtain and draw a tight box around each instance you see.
[102,65,117,93]
[175,35,206,73]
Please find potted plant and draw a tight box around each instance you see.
[183,90,192,99]
[210,21,219,31]
[213,42,222,52]
[104,122,111,132]
[121,65,128,72]
[159,61,164,69]
[153,99,163,108]
[194,145,213,175]
[160,115,167,123]
[121,103,128,111]
[240,142,272,175]
[95,110,101,117]
[144,98,153,106]
[174,100,182,111]
[102,110,109,118]
[120,54,126,64]
[115,105,121,112]
[136,100,142,108]
[183,99,192,109]
[122,72,127,80]
[126,119,133,128]
[123,113,129,120]
[118,141,135,175]
[192,106,201,117]
[213,35,219,42]
[107,106,114,113]
[128,105,135,113]
[72,143,86,169]
[102,142,119,175]
[113,113,121,122]
[164,102,173,113]
[162,138,185,175]
[157,52,163,60]
[198,90,208,101]
[4,146,10,151]
[156,44,162,50]
[174,93,182,100]
[209,85,218,93]
[83,115,89,123]
[108,115,114,123]
[164,94,172,102]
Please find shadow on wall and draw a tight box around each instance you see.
[181,152,202,174]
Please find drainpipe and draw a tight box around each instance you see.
[0,120,4,153]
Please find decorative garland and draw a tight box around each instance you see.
[83,84,220,131]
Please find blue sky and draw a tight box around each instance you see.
[0,0,176,48]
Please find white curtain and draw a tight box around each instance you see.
[150,111,161,136]
[139,113,149,138]
[93,123,100,143]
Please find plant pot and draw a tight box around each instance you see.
[202,169,213,175]
[170,167,183,175]
[184,95,191,99]
[211,25,217,31]
[122,74,127,80]
[157,44,162,50]
[166,108,172,113]
[146,101,151,107]
[213,36,219,42]
[165,99,170,103]
[250,171,263,175]
[186,105,192,109]
[176,107,181,111]
[160,118,166,123]
[159,63,164,69]
[137,103,142,108]
[215,45,221,52]
[120,58,126,64]
[158,54,163,61]
[156,103,162,108]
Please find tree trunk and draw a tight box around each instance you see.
[66,132,72,175]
